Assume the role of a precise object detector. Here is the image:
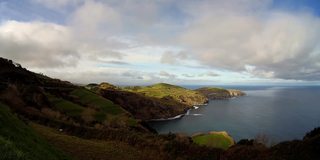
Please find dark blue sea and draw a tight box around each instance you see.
[148,86,320,143]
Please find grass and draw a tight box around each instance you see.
[196,87,228,93]
[124,83,205,103]
[47,89,136,127]
[70,88,124,115]
[31,123,156,160]
[0,102,70,160]
[192,132,234,150]
[70,88,137,126]
[48,95,85,118]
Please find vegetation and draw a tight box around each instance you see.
[124,83,208,106]
[70,88,124,115]
[192,131,235,150]
[48,94,85,119]
[195,87,245,100]
[31,123,156,160]
[0,103,70,160]
[197,87,228,93]
[70,88,137,126]
[125,83,195,98]
[99,89,190,120]
[2,57,320,160]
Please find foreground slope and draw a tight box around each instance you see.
[31,123,160,160]
[0,103,69,160]
[0,57,141,130]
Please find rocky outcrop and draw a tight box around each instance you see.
[176,94,208,106]
[195,87,245,100]
[227,89,246,97]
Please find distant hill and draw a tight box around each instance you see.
[124,83,208,106]
[195,87,245,100]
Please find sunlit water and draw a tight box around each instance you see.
[148,86,320,143]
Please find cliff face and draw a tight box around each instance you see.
[195,87,245,100]
[87,83,209,120]
[99,89,190,120]
[227,89,246,97]
[175,94,208,106]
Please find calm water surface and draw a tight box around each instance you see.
[149,86,320,143]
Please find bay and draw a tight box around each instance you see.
[148,86,320,143]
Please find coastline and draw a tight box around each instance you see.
[147,104,206,121]
[147,89,246,122]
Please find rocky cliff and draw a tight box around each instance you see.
[227,89,246,97]
[88,83,208,120]
[99,89,190,120]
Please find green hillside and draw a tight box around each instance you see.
[44,88,138,128]
[0,102,70,160]
[70,88,124,115]
[124,83,208,106]
[192,131,235,150]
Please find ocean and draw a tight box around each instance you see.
[148,86,320,143]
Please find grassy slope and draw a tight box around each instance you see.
[0,103,70,160]
[49,95,85,119]
[31,123,159,160]
[196,87,228,93]
[45,88,137,127]
[127,83,194,98]
[70,88,124,115]
[124,83,206,104]
[192,132,234,150]
[70,88,138,127]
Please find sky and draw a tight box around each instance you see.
[0,0,320,85]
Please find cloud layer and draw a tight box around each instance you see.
[1,0,320,84]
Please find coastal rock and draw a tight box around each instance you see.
[227,89,246,97]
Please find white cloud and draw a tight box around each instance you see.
[2,0,320,84]
[179,3,320,80]
[0,19,127,69]
[159,71,177,79]
[160,51,189,65]
[182,73,195,78]
[202,71,220,77]
[69,0,121,37]
[0,20,79,67]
